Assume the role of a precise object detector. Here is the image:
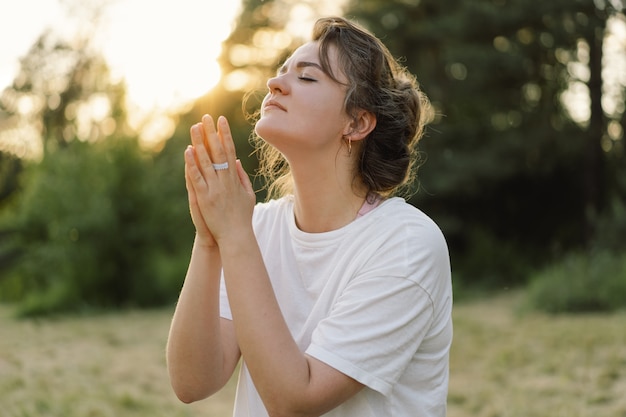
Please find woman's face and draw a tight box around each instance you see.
[255,41,351,158]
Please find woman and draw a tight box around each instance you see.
[167,16,452,417]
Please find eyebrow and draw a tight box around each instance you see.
[278,61,324,75]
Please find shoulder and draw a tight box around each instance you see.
[253,196,293,220]
[372,198,447,248]
[359,198,451,287]
[251,196,294,240]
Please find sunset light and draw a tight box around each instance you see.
[0,0,241,151]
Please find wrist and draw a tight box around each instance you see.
[194,234,219,251]
[216,227,256,256]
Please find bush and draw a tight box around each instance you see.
[453,226,534,289]
[592,196,626,254]
[0,137,193,316]
[526,250,626,314]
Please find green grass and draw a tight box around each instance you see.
[0,306,236,417]
[448,292,626,417]
[1,291,625,417]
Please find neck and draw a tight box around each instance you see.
[288,154,368,233]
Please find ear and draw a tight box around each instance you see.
[343,110,377,142]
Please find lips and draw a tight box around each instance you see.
[264,99,286,112]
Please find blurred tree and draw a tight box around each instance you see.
[0,137,192,315]
[345,0,625,286]
[0,153,21,203]
[0,23,192,315]
[0,152,22,273]
[217,0,346,94]
[0,1,122,214]
[0,30,128,160]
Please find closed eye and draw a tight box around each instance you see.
[298,76,317,82]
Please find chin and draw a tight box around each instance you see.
[255,118,284,144]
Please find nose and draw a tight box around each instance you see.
[267,74,288,95]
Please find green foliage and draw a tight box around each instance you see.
[0,137,193,316]
[0,30,129,155]
[0,152,22,204]
[526,250,626,313]
[453,226,533,289]
[346,0,625,288]
[526,198,626,313]
[0,19,197,316]
[592,196,626,254]
[2,0,624,315]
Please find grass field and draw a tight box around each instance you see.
[1,291,625,417]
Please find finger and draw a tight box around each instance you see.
[202,114,228,171]
[185,150,204,213]
[184,160,193,196]
[184,148,198,198]
[190,122,204,148]
[196,120,213,166]
[185,164,200,214]
[184,145,209,194]
[185,166,212,236]
[217,116,238,173]
[190,123,215,178]
[235,159,254,194]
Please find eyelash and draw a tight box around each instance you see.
[298,76,317,82]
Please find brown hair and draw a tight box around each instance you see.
[252,16,433,199]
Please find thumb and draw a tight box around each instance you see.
[236,159,254,194]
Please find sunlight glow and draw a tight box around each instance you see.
[0,0,241,150]
[98,0,238,112]
[561,15,626,128]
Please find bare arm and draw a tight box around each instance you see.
[166,120,241,403]
[166,240,240,403]
[188,114,364,417]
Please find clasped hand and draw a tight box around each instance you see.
[184,114,255,248]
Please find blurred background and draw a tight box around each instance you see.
[1,0,625,316]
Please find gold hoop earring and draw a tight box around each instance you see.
[347,137,352,156]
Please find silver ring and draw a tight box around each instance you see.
[212,162,229,171]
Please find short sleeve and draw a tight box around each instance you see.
[306,275,434,396]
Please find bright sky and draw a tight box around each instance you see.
[0,0,241,147]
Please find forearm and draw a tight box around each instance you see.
[167,238,235,402]
[220,230,329,416]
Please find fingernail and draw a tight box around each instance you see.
[191,124,200,137]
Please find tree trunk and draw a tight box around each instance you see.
[583,19,607,245]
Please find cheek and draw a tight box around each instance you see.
[304,98,345,126]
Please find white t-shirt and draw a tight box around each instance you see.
[220,196,453,417]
